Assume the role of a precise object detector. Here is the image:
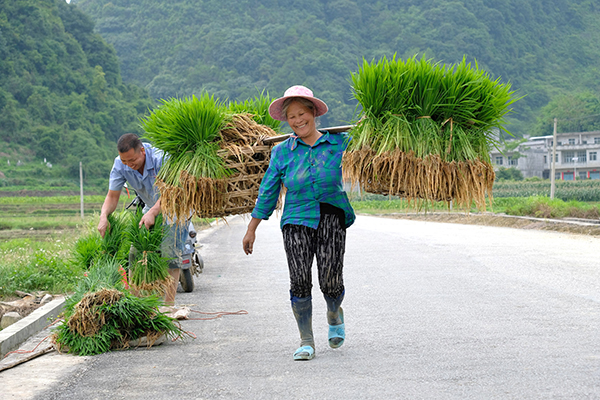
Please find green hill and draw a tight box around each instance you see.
[3,0,600,191]
[73,0,600,135]
[0,0,152,190]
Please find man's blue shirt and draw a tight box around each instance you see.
[251,131,355,229]
[108,143,164,209]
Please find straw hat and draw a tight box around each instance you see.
[268,85,328,121]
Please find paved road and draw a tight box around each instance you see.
[2,215,599,399]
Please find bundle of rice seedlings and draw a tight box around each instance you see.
[101,212,131,257]
[141,92,281,221]
[72,211,131,269]
[125,209,172,294]
[228,90,282,132]
[65,257,127,312]
[345,55,519,209]
[72,233,102,269]
[53,288,185,355]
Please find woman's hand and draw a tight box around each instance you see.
[242,230,255,255]
[242,217,262,255]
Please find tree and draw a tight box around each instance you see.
[495,167,524,181]
[532,92,600,136]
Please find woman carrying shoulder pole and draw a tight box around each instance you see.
[242,85,355,361]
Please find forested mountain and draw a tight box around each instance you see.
[0,0,151,181]
[73,0,600,136]
[2,0,600,187]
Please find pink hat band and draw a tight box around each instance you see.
[268,85,328,121]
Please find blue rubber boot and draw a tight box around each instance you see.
[291,294,315,360]
[324,291,345,348]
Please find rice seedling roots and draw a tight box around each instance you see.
[343,148,495,210]
[159,114,281,221]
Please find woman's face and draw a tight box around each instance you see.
[286,100,317,140]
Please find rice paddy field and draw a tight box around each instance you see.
[0,195,126,233]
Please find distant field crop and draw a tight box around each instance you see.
[0,195,132,232]
[0,195,109,204]
[493,180,600,202]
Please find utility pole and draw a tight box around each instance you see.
[79,161,84,219]
[550,118,557,199]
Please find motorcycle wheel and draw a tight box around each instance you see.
[179,268,194,293]
[194,252,204,274]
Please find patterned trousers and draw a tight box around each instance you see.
[282,213,346,299]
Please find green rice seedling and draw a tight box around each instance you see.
[228,91,282,132]
[125,209,171,293]
[141,93,280,221]
[141,93,232,185]
[100,211,131,261]
[53,288,185,356]
[345,54,519,210]
[350,55,517,159]
[63,257,126,318]
[72,233,102,270]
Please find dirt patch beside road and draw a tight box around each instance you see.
[370,212,600,237]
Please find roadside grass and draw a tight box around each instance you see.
[0,232,86,299]
[494,196,600,219]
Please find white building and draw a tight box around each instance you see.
[490,131,600,180]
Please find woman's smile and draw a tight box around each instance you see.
[286,100,320,145]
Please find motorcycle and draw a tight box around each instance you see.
[125,190,204,293]
[179,223,204,292]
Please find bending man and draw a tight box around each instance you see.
[98,133,187,305]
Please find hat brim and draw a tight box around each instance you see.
[268,95,328,121]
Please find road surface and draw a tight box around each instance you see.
[2,214,599,399]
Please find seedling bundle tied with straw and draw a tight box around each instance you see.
[54,212,187,356]
[344,56,518,209]
[141,93,282,221]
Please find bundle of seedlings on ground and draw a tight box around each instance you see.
[141,92,281,221]
[345,55,519,210]
[125,208,172,294]
[72,211,131,269]
[63,257,128,313]
[53,283,185,355]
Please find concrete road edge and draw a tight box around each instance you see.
[0,297,65,358]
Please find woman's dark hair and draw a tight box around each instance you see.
[281,97,315,120]
[117,133,143,153]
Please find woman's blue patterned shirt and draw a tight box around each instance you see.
[251,131,356,229]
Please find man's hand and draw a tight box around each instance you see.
[98,216,110,238]
[139,212,156,230]
[98,190,121,238]
[139,199,161,230]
